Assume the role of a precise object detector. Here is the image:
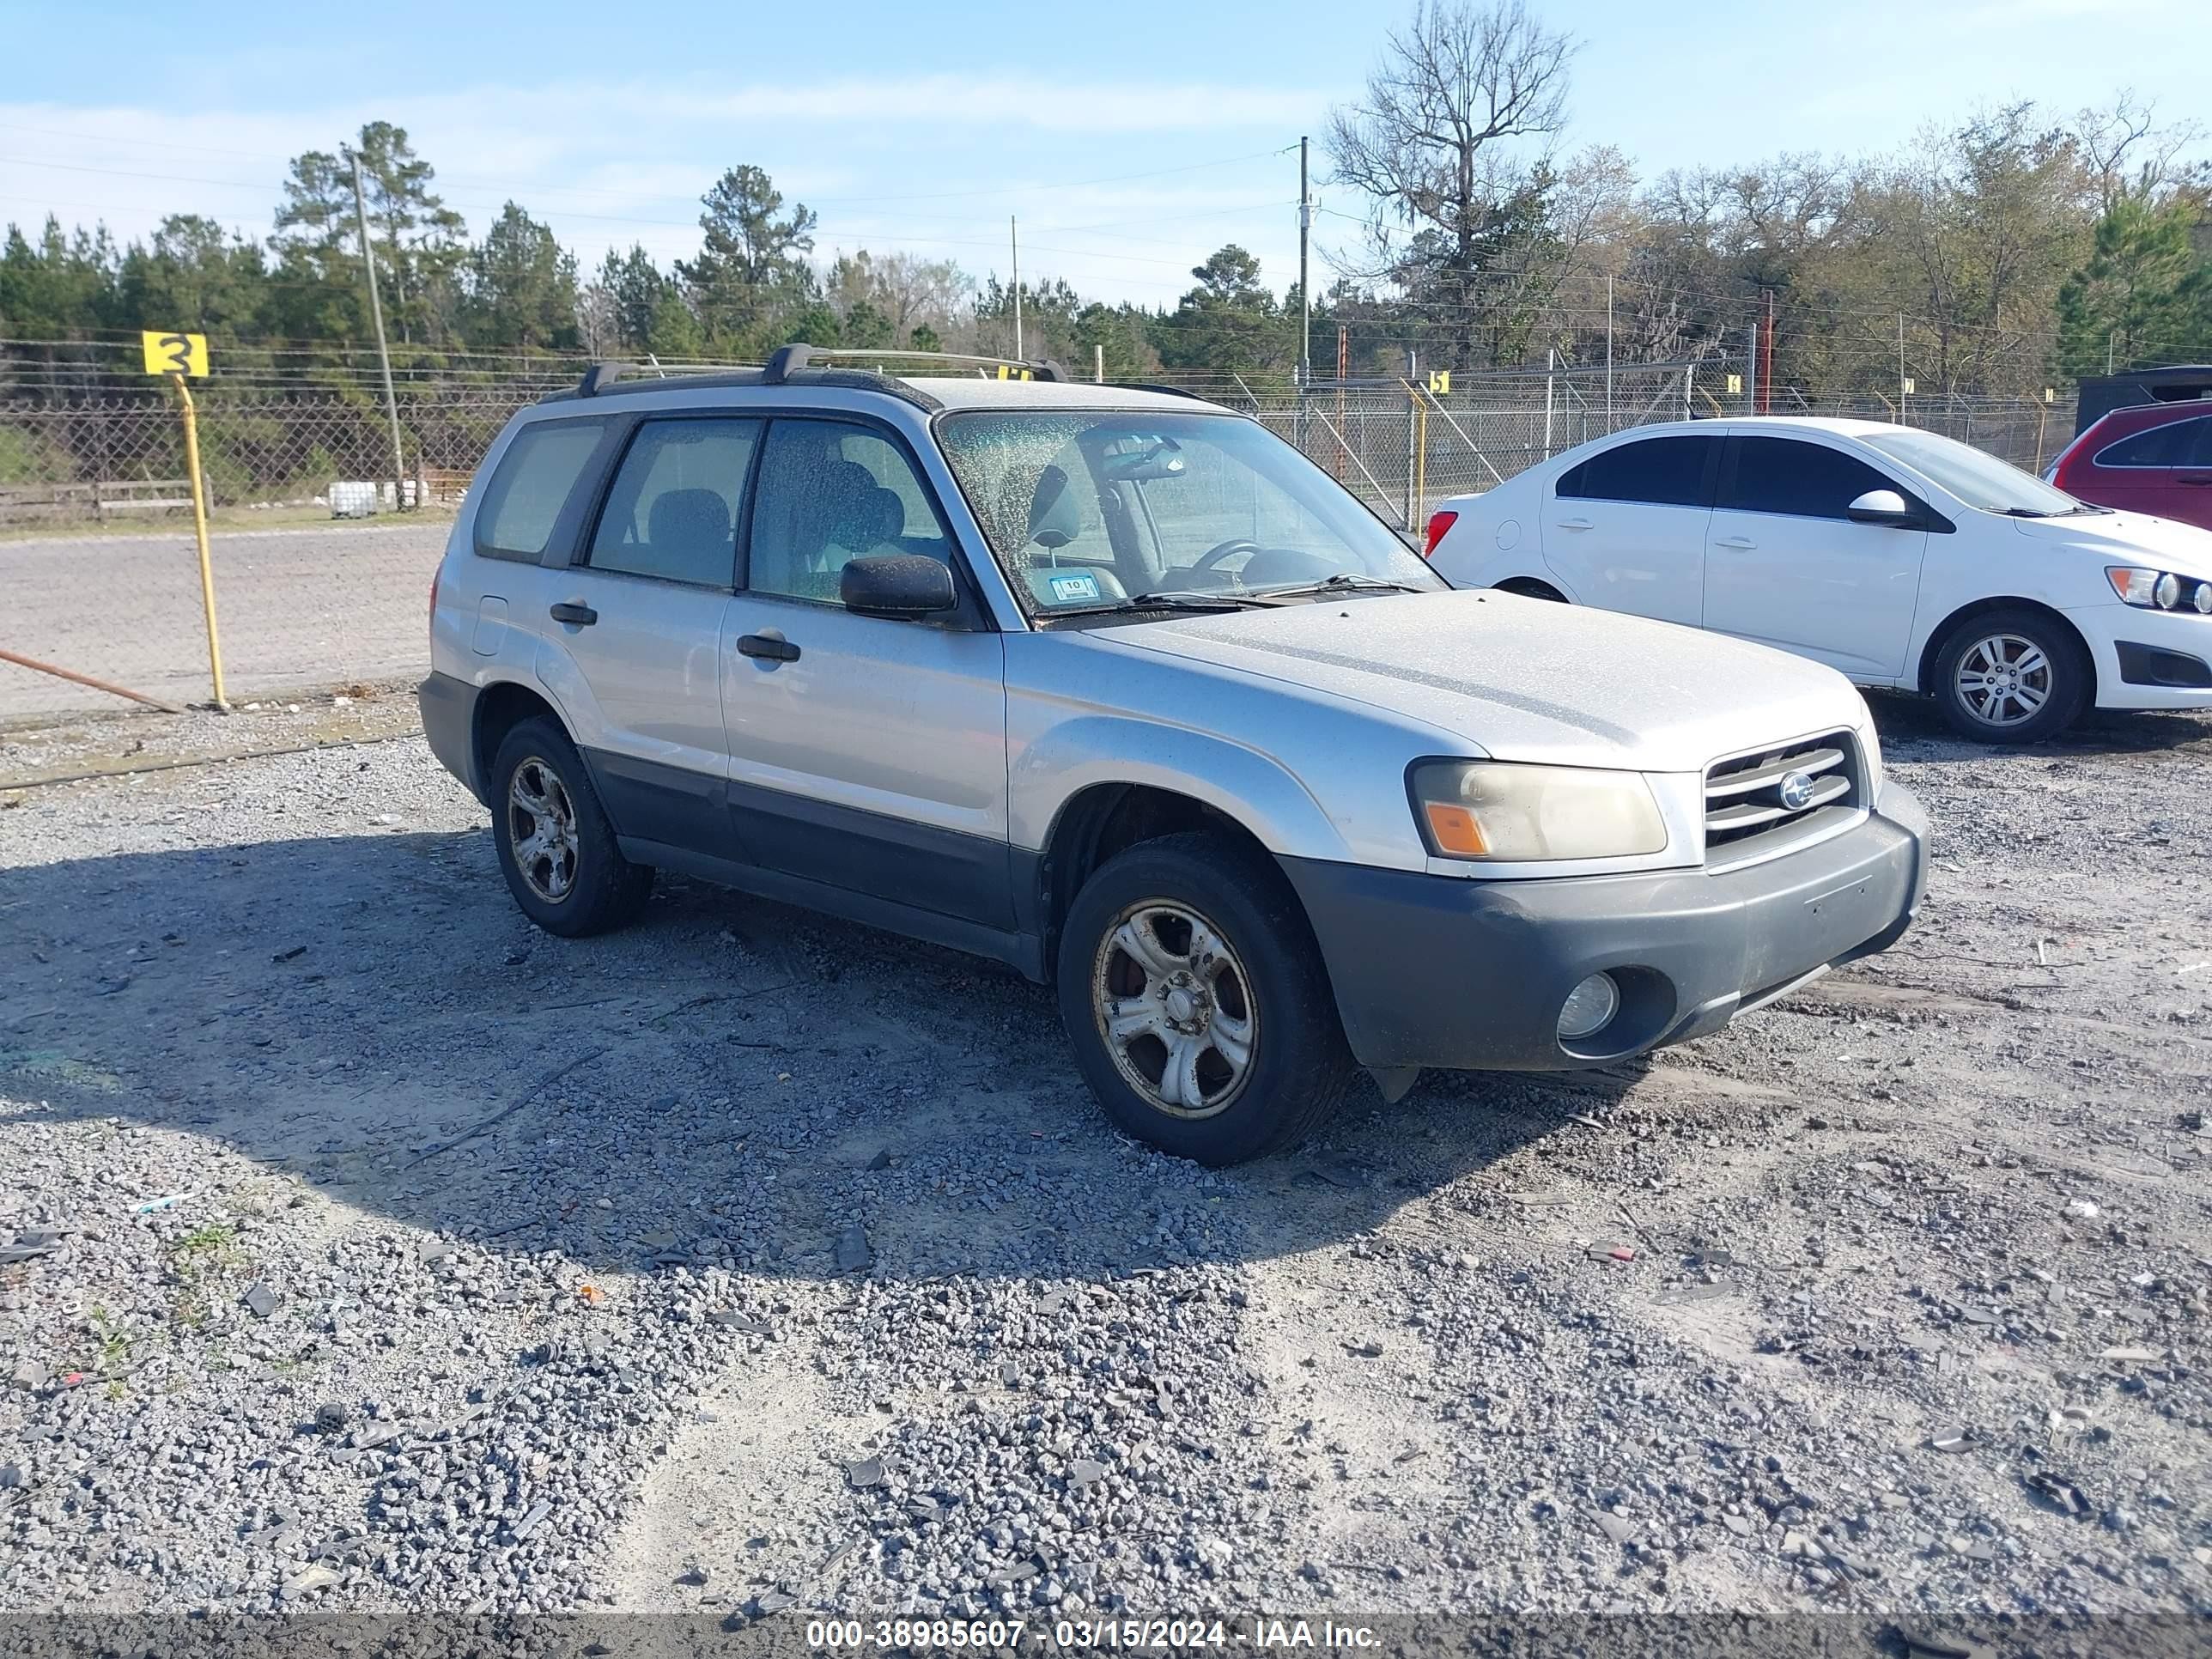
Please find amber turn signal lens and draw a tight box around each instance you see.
[1423,801,1488,857]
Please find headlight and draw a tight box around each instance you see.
[1409,761,1667,862]
[1858,719,1885,805]
[2108,567,2212,611]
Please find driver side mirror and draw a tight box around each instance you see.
[1846,489,1917,527]
[841,555,957,619]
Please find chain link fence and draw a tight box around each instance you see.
[1243,367,2075,531]
[0,365,2081,725]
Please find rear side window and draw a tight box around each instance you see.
[474,419,606,559]
[589,418,761,586]
[1723,437,1895,520]
[1557,435,1715,507]
[2094,416,2212,469]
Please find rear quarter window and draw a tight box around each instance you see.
[2094,417,2211,469]
[474,418,608,561]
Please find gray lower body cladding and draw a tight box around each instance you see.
[1279,785,1929,1073]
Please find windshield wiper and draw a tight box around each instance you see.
[1249,573,1432,600]
[1996,507,2057,518]
[1053,589,1270,617]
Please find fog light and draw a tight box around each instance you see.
[1557,972,1621,1042]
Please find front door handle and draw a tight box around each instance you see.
[1556,517,1594,531]
[1713,536,1758,550]
[2177,472,2212,486]
[549,602,597,626]
[737,632,801,663]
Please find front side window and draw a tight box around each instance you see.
[1557,435,1716,507]
[746,421,952,604]
[1861,427,2085,515]
[936,409,1443,615]
[588,418,759,586]
[1723,437,1897,520]
[476,418,605,559]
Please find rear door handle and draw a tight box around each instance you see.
[549,602,597,626]
[1713,536,1758,550]
[737,632,801,663]
[1556,517,1594,531]
[2177,472,2212,485]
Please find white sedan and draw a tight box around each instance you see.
[1425,416,2212,742]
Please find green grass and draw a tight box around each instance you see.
[0,501,457,542]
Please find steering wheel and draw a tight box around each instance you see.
[1192,538,1263,572]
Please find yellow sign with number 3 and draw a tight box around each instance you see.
[140,331,210,377]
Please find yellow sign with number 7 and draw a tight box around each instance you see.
[140,331,210,377]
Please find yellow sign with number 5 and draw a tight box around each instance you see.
[140,331,210,377]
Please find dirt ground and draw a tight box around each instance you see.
[1,690,2208,1643]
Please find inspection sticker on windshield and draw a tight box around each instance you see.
[1048,573,1101,603]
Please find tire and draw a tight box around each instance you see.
[1496,578,1565,602]
[1054,830,1357,1165]
[1931,609,2088,744]
[488,715,653,937]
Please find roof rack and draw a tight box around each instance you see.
[763,343,1072,385]
[556,344,1074,410]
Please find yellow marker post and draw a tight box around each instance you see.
[142,331,227,708]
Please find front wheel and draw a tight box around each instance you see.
[1055,832,1356,1165]
[1932,611,2087,743]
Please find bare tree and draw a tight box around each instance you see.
[1326,0,1579,366]
[2074,92,2209,212]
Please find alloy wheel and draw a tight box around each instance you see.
[507,757,580,903]
[1091,899,1259,1120]
[1954,632,2051,729]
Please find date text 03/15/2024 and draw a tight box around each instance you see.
[804,1620,1382,1650]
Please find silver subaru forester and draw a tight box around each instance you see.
[422,347,1927,1164]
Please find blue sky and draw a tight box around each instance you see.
[3,0,2205,307]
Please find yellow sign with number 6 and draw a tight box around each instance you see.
[140,331,210,377]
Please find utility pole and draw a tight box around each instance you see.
[1405,349,1419,532]
[1758,289,1775,416]
[1297,136,1312,386]
[351,149,407,507]
[1011,216,1023,360]
[1604,273,1613,432]
[2107,331,2117,375]
[1898,314,1907,422]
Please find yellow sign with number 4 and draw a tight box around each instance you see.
[140,331,209,377]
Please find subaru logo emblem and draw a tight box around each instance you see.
[1778,770,1817,811]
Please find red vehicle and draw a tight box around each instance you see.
[2050,401,2212,530]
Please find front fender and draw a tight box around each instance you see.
[1009,714,1358,864]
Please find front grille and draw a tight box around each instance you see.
[1704,731,1861,863]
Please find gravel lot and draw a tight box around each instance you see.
[0,521,449,723]
[2,693,2209,1638]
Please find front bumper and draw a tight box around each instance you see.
[2070,604,2212,710]
[1280,785,1929,1073]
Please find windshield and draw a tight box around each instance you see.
[1861,427,2090,516]
[934,409,1444,616]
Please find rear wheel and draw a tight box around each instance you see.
[1931,610,2087,743]
[1496,577,1565,602]
[1055,832,1356,1165]
[489,716,653,936]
